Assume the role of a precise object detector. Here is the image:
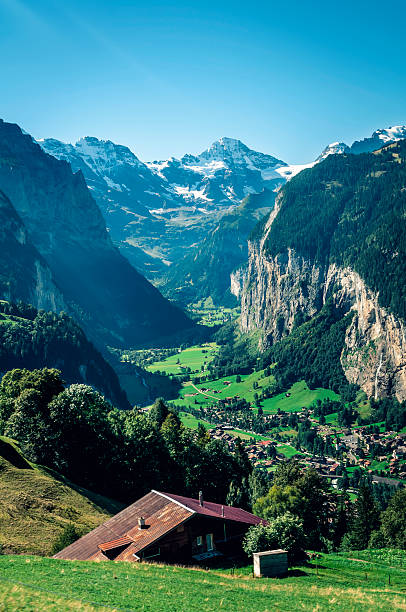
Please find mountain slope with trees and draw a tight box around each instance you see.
[0,302,129,409]
[162,189,276,306]
[242,141,406,400]
[262,141,406,321]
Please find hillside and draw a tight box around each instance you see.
[0,301,129,409]
[162,189,276,306]
[0,119,194,348]
[0,551,405,611]
[262,141,406,321]
[0,437,120,556]
[242,141,406,400]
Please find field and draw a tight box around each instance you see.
[260,381,339,414]
[0,551,405,611]
[276,443,302,458]
[174,373,338,414]
[178,411,212,430]
[187,298,240,327]
[177,412,272,442]
[146,343,219,376]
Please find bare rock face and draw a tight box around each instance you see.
[0,189,65,312]
[335,267,406,401]
[240,198,406,401]
[230,265,248,300]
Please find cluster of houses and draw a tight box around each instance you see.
[200,416,406,485]
[208,425,238,448]
[335,428,406,478]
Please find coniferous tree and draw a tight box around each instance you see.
[347,484,380,550]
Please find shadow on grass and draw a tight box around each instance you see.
[287,569,308,577]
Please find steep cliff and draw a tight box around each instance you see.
[0,120,194,348]
[241,142,406,400]
[0,190,65,312]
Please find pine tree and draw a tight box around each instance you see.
[349,484,380,550]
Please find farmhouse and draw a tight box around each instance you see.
[54,490,266,564]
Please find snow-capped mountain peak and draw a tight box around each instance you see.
[195,137,285,170]
[372,125,406,143]
[316,141,349,162]
[144,138,288,206]
[350,125,406,154]
[74,136,144,173]
[200,137,246,158]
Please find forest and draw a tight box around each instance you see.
[0,301,128,409]
[261,141,406,321]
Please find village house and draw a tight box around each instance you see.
[54,490,266,565]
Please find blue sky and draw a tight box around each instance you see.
[1,0,405,163]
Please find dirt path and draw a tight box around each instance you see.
[189,382,219,401]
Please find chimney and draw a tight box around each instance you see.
[138,517,146,529]
[199,491,204,507]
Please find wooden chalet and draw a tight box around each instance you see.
[54,490,266,564]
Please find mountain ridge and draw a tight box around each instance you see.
[0,119,194,349]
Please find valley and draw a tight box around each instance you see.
[114,293,406,489]
[0,118,406,610]
[2,3,406,610]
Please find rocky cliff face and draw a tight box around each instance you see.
[0,190,65,312]
[230,265,247,300]
[241,198,406,401]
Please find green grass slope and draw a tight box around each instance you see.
[0,551,405,611]
[0,437,122,556]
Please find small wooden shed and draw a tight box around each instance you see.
[253,549,288,577]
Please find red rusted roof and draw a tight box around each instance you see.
[155,491,267,525]
[98,536,133,552]
[53,491,179,561]
[125,502,192,555]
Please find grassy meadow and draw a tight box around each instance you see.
[146,343,219,376]
[260,381,339,414]
[0,551,405,611]
[174,373,338,415]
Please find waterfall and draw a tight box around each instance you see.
[374,353,384,400]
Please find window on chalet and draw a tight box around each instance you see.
[206,533,214,551]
